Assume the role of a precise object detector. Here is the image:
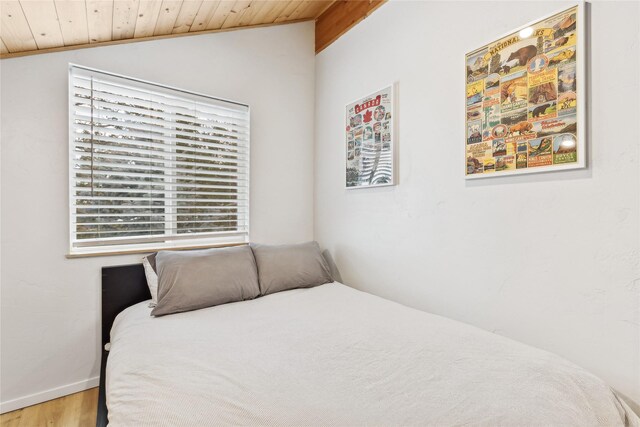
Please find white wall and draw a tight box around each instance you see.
[0,21,315,411]
[315,0,639,411]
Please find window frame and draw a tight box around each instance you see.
[67,64,250,257]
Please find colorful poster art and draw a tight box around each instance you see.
[345,86,395,189]
[528,137,553,167]
[483,103,500,140]
[553,133,578,164]
[516,142,528,169]
[496,155,516,172]
[466,79,484,106]
[465,5,584,178]
[501,71,528,113]
[467,120,482,144]
[532,114,577,138]
[467,105,482,122]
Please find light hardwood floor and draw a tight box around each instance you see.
[0,388,98,427]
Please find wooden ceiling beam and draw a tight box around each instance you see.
[315,0,386,54]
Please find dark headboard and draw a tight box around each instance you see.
[98,263,150,427]
[101,263,150,347]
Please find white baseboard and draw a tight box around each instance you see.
[0,376,99,414]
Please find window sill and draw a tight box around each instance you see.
[66,242,248,259]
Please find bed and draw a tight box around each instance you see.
[99,263,638,426]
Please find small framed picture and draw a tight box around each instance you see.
[345,85,395,189]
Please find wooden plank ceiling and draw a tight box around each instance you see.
[0,0,336,58]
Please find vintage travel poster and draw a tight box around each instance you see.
[346,86,394,188]
[465,5,583,178]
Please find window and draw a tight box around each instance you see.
[68,65,249,255]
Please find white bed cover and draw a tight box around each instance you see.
[107,282,638,426]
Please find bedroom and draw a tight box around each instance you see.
[0,0,638,425]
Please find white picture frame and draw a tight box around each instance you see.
[345,85,396,189]
[464,2,586,179]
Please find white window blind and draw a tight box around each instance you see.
[68,65,250,254]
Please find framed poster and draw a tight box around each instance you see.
[346,85,395,189]
[465,3,585,179]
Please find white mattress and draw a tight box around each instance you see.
[107,282,638,426]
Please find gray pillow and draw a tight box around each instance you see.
[151,245,260,317]
[322,249,343,283]
[146,252,157,273]
[251,241,333,296]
